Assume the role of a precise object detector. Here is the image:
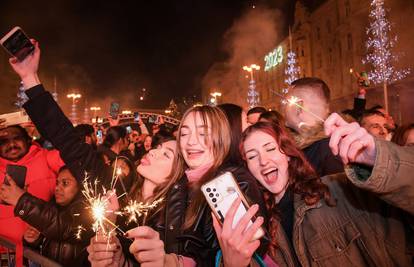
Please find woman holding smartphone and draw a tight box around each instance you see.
[215,117,414,266]
[89,105,270,266]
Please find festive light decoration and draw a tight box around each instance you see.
[281,28,300,104]
[243,64,261,108]
[15,81,29,108]
[363,0,410,112]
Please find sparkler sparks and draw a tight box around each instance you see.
[80,177,125,238]
[271,89,325,123]
[123,198,164,225]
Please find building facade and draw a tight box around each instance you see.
[209,0,414,123]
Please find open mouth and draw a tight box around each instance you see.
[262,168,278,184]
[186,149,204,159]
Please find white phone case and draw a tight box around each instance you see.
[201,171,264,240]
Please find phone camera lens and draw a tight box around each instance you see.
[206,188,211,192]
[209,193,214,198]
[213,188,216,192]
[216,193,219,197]
[212,198,217,203]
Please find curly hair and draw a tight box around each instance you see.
[240,121,336,256]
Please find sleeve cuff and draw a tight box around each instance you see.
[25,84,46,100]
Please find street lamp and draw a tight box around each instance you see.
[90,106,101,117]
[209,91,222,106]
[67,93,81,125]
[122,110,132,115]
[242,64,261,108]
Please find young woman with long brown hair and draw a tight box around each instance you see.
[214,115,414,266]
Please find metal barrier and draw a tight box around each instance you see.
[0,235,62,267]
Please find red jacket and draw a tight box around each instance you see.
[0,142,64,246]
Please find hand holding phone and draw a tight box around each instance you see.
[109,102,120,120]
[1,174,25,206]
[1,27,34,61]
[201,172,264,241]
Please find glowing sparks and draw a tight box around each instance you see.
[287,96,300,106]
[271,89,325,123]
[79,177,125,238]
[123,198,164,225]
[75,225,86,240]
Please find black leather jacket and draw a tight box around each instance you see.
[14,192,93,266]
[162,164,270,266]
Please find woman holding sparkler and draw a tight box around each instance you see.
[215,115,414,266]
[0,166,94,266]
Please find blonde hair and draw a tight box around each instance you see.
[177,105,231,228]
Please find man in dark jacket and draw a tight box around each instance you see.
[284,77,343,176]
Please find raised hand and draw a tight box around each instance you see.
[8,39,41,89]
[0,175,25,206]
[212,198,263,267]
[324,113,376,166]
[126,226,165,267]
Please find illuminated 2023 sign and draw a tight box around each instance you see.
[264,46,283,72]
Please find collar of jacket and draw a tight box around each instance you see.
[0,142,43,166]
[289,123,327,150]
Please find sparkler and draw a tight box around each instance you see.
[123,197,164,225]
[81,178,126,237]
[271,89,325,123]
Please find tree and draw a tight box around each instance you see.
[363,0,410,112]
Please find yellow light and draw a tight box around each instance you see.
[287,96,300,106]
[90,106,101,111]
[122,110,132,115]
[349,68,354,74]
[165,109,171,114]
[67,93,81,99]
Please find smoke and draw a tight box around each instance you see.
[201,6,284,107]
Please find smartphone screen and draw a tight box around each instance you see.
[6,164,27,188]
[109,102,120,119]
[133,112,140,122]
[126,126,132,134]
[96,129,103,144]
[1,27,34,61]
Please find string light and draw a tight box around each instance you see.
[363,0,410,84]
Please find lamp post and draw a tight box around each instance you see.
[242,64,260,108]
[90,106,101,117]
[209,91,222,106]
[122,110,132,115]
[67,93,81,125]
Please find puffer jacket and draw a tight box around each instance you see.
[270,140,414,267]
[0,142,64,247]
[162,164,270,267]
[14,192,93,266]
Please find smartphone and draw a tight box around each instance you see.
[201,172,264,241]
[0,26,34,62]
[0,111,30,127]
[148,115,156,124]
[133,112,140,122]
[96,129,103,145]
[5,164,27,188]
[126,126,132,134]
[109,102,120,119]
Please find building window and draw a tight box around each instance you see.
[345,0,351,17]
[347,33,352,50]
[326,20,331,33]
[316,27,321,40]
[301,49,305,57]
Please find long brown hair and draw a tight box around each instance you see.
[240,122,335,256]
[129,140,185,222]
[178,105,231,229]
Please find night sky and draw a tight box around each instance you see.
[0,0,295,113]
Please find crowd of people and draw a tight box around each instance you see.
[0,40,413,267]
